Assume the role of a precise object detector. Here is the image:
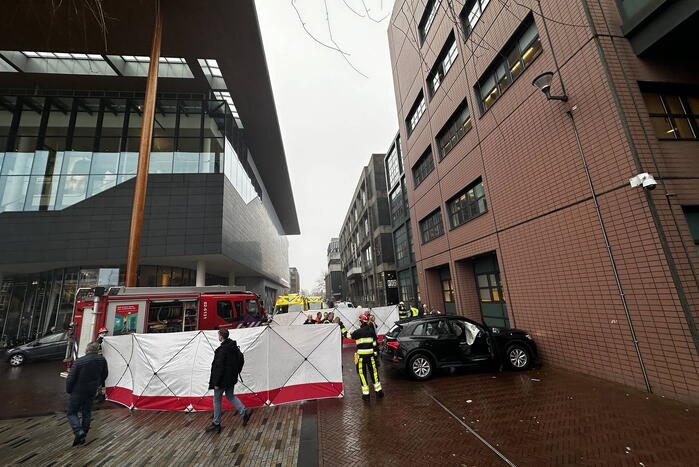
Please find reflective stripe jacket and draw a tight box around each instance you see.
[410,307,419,317]
[348,324,378,356]
[398,306,409,320]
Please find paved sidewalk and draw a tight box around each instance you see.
[316,348,699,466]
[0,406,301,466]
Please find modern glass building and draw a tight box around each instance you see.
[0,0,299,347]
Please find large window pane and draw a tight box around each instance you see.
[90,152,119,174]
[31,150,63,176]
[62,151,92,174]
[117,173,135,184]
[173,152,200,173]
[88,174,117,196]
[152,99,177,138]
[1,152,34,175]
[119,152,138,174]
[149,152,173,173]
[0,176,30,212]
[55,175,88,209]
[23,175,58,211]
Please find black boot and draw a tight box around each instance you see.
[72,431,86,447]
[362,394,370,402]
[205,423,221,433]
[242,410,251,426]
[377,390,384,398]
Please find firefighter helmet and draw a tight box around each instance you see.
[98,327,108,334]
[358,314,368,323]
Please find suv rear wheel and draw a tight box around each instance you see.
[506,344,531,371]
[408,353,434,381]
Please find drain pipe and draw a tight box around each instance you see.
[567,109,651,393]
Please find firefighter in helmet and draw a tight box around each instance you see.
[346,314,384,401]
[398,301,409,320]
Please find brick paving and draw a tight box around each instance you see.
[3,349,699,466]
[317,348,699,466]
[0,405,301,466]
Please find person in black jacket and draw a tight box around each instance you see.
[206,329,251,433]
[66,341,108,446]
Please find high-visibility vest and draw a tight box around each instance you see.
[410,307,419,317]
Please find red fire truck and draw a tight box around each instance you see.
[72,286,267,348]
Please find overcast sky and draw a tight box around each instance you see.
[256,1,398,291]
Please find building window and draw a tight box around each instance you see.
[412,148,435,188]
[386,143,401,188]
[428,34,459,97]
[406,92,427,135]
[394,224,411,268]
[476,15,542,113]
[642,91,699,140]
[476,270,503,303]
[447,179,487,229]
[442,278,454,303]
[419,209,444,244]
[436,99,472,158]
[390,184,406,223]
[460,0,490,38]
[398,269,414,303]
[418,0,441,44]
[683,206,699,254]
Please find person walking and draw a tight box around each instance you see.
[206,329,251,433]
[66,341,108,446]
[346,314,384,401]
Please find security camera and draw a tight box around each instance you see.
[629,173,657,191]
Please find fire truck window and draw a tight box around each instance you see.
[217,300,242,322]
[147,302,185,333]
[246,299,258,316]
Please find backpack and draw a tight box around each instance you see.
[230,340,245,382]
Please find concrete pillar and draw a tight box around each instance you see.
[196,261,206,287]
[228,272,236,287]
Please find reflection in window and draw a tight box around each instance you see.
[55,175,88,209]
[24,176,58,211]
[447,179,487,229]
[419,209,444,244]
[0,176,30,212]
[436,99,472,158]
[412,148,435,188]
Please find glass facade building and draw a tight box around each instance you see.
[0,91,258,213]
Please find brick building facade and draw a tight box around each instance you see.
[388,0,699,402]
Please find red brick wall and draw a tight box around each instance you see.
[389,0,699,402]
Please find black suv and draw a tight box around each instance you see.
[381,316,538,380]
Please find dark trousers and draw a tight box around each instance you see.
[67,392,94,435]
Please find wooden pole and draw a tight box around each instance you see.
[125,1,162,287]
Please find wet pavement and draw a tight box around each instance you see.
[0,359,118,419]
[2,348,699,465]
[316,348,699,466]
